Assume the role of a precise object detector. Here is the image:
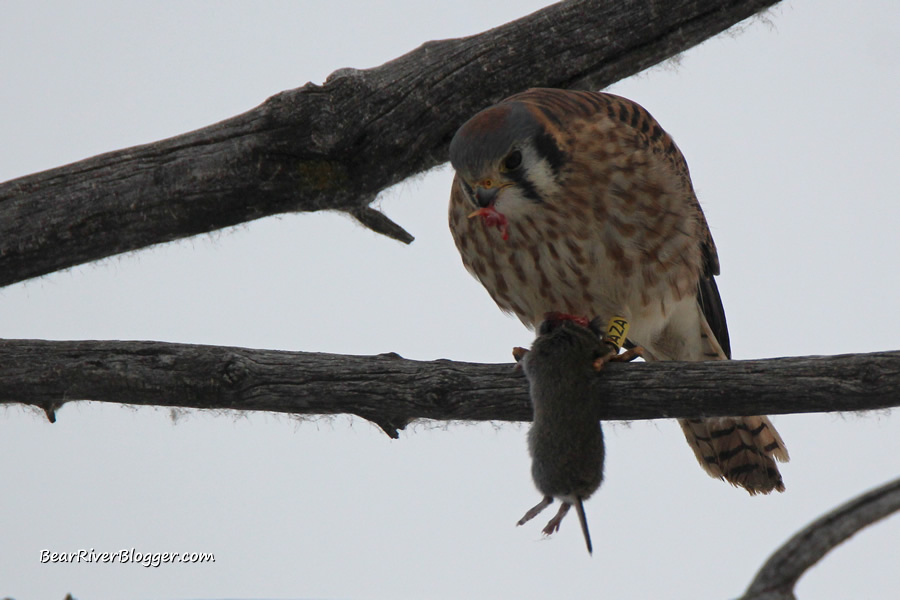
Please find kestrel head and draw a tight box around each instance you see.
[449,99,567,230]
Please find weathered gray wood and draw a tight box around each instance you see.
[0,339,895,438]
[0,0,780,287]
[739,476,900,600]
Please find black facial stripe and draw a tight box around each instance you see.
[533,130,566,175]
[509,169,542,202]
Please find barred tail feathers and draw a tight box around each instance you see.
[679,416,789,495]
[647,304,789,494]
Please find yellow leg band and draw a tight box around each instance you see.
[605,316,630,349]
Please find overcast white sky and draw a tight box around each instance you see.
[1,1,899,599]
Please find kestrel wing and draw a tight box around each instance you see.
[698,239,731,359]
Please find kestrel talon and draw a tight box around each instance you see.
[448,88,788,494]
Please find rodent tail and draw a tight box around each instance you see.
[679,416,789,495]
[574,498,593,555]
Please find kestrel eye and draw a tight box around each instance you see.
[502,150,522,171]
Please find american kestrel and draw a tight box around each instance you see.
[448,88,788,494]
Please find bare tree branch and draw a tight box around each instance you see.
[0,339,895,438]
[0,0,780,288]
[738,477,900,600]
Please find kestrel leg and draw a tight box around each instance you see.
[593,344,644,370]
[592,316,644,369]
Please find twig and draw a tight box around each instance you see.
[738,477,900,600]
